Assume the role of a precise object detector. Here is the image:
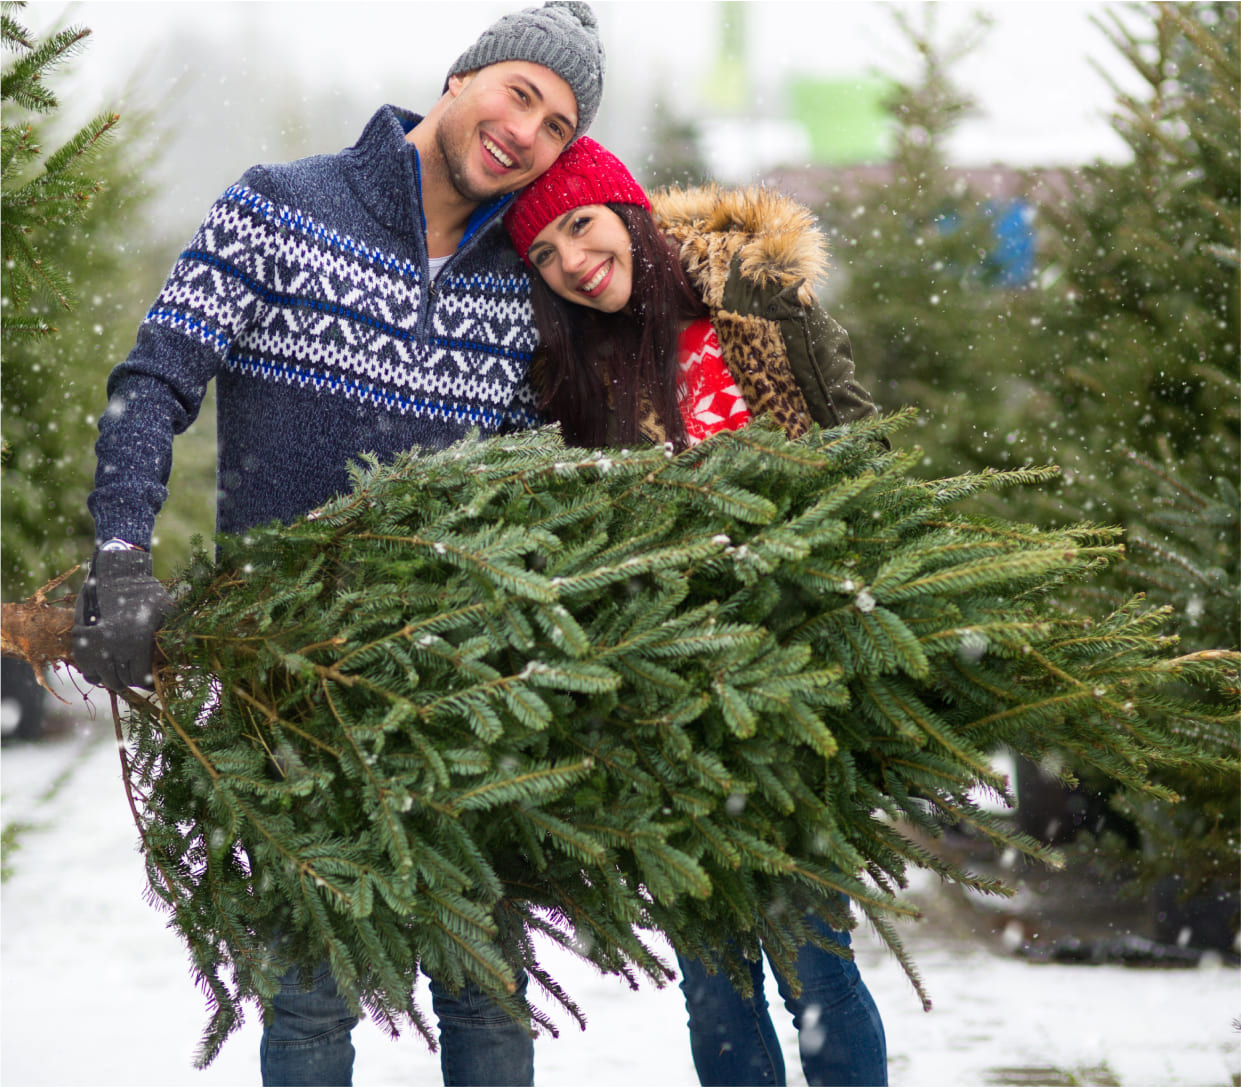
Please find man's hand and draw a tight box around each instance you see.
[72,545,174,692]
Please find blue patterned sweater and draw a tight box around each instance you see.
[89,105,541,547]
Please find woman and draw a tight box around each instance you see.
[503,136,880,457]
[504,138,888,1087]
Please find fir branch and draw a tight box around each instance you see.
[75,421,1237,1062]
[1,22,90,114]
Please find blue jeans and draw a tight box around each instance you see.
[259,962,534,1086]
[677,913,887,1086]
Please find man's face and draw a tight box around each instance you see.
[435,60,579,203]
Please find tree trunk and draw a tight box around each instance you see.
[1,571,78,690]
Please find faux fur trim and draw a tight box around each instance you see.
[650,184,830,309]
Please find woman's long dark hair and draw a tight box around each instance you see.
[528,202,706,449]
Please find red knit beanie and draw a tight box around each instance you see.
[504,136,650,263]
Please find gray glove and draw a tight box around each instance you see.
[73,545,174,692]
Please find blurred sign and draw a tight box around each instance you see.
[700,1,750,113]
[788,76,892,164]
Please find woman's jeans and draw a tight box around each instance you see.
[259,962,534,1086]
[676,913,887,1086]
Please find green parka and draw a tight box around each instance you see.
[650,183,879,441]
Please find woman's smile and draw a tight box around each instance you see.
[577,258,613,297]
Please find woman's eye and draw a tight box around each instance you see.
[571,216,591,234]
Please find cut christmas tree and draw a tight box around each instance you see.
[47,416,1228,1065]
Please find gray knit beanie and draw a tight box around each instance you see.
[446,2,605,136]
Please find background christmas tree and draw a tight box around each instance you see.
[1,2,208,602]
[2,2,120,593]
[1017,2,1238,906]
[811,0,1238,921]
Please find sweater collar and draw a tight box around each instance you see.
[342,104,512,251]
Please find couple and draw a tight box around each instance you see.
[71,2,885,1084]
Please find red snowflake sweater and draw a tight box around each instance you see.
[677,317,751,443]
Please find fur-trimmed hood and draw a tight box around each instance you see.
[650,184,830,311]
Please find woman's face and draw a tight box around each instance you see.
[526,204,634,313]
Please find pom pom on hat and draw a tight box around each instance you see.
[447,2,606,136]
[504,136,649,263]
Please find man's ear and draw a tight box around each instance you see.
[446,70,477,97]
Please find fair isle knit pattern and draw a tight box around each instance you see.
[90,106,541,547]
[157,182,536,428]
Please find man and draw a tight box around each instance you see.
[71,4,604,1084]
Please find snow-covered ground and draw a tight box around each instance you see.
[3,696,1238,1087]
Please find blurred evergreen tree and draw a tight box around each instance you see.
[643,90,711,191]
[2,3,117,596]
[1,3,194,600]
[1030,3,1238,629]
[812,1,1238,923]
[1,4,115,337]
[1023,2,1238,906]
[811,7,1039,468]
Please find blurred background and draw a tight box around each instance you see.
[38,1,1147,230]
[3,0,1237,967]
[3,0,1158,404]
